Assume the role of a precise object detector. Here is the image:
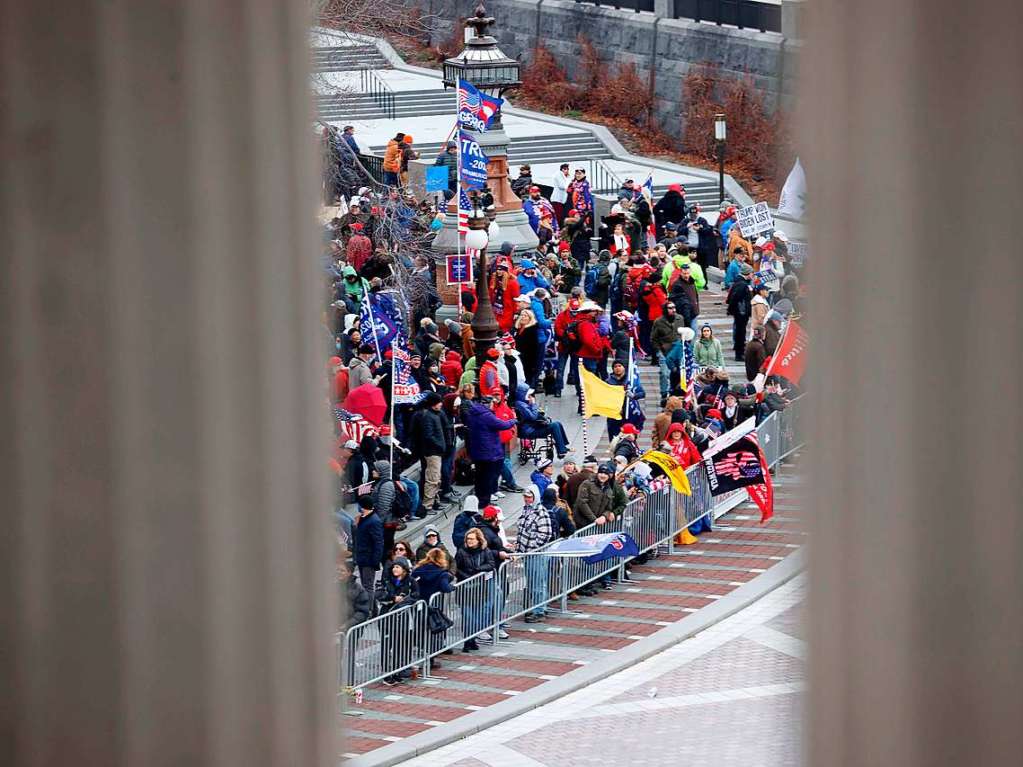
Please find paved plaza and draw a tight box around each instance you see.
[388,575,806,767]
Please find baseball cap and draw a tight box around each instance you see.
[482,505,501,521]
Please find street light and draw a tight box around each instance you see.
[715,113,727,204]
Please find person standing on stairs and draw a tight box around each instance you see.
[726,264,754,361]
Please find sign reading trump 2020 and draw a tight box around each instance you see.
[736,201,775,238]
[459,131,489,190]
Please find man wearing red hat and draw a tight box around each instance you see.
[522,185,559,236]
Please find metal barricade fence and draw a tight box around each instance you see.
[340,599,428,689]
[340,397,807,691]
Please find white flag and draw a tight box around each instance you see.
[777,158,806,220]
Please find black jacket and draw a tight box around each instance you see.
[670,278,699,325]
[411,562,456,603]
[411,407,447,456]
[480,523,510,556]
[374,573,419,613]
[695,218,718,261]
[653,190,687,236]
[352,510,384,568]
[455,545,497,581]
[727,279,752,318]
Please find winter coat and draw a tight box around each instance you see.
[744,338,767,381]
[573,477,614,526]
[435,149,458,188]
[764,322,782,357]
[651,313,685,353]
[670,276,701,324]
[653,190,687,236]
[348,356,373,391]
[727,279,752,319]
[464,400,516,462]
[370,460,396,523]
[480,522,510,557]
[516,269,551,295]
[452,510,483,551]
[455,544,497,581]
[513,396,550,440]
[613,436,640,462]
[543,488,576,538]
[564,468,594,509]
[441,350,464,388]
[695,337,725,368]
[750,294,770,333]
[516,503,556,552]
[374,570,419,613]
[577,317,611,360]
[411,562,456,603]
[346,234,373,272]
[559,255,583,292]
[352,510,384,568]
[530,469,552,496]
[515,322,542,383]
[641,282,667,322]
[341,577,372,630]
[410,407,448,457]
[510,173,533,199]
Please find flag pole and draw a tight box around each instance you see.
[389,338,396,468]
[455,117,463,321]
[626,336,634,423]
[362,289,383,365]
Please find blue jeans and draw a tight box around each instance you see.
[382,170,399,187]
[556,351,579,395]
[501,456,516,487]
[656,351,671,399]
[525,555,549,616]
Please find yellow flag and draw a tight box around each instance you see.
[640,449,693,496]
[580,367,625,419]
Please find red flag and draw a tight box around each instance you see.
[764,319,808,385]
[744,431,774,523]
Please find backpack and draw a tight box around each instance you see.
[622,271,644,310]
[584,264,610,297]
[391,479,414,520]
[562,320,583,354]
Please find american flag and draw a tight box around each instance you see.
[641,174,657,248]
[457,187,471,234]
[392,344,424,404]
[332,406,378,444]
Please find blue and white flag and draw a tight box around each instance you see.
[458,131,489,190]
[391,344,424,404]
[544,533,639,563]
[359,290,405,360]
[457,79,503,133]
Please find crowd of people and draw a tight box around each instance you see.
[322,127,806,685]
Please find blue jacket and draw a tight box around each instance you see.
[517,271,551,295]
[411,562,455,603]
[530,469,552,496]
[464,400,516,462]
[352,511,384,568]
[665,339,686,371]
[452,510,483,551]
[529,296,552,347]
[724,257,743,289]
[514,395,548,440]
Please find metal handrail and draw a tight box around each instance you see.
[588,158,625,195]
[359,68,395,120]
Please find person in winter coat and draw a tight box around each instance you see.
[381,132,404,187]
[411,546,456,666]
[727,264,753,360]
[550,163,570,222]
[522,188,559,236]
[340,263,370,313]
[514,385,570,458]
[415,526,457,575]
[348,344,376,390]
[454,527,498,651]
[653,183,687,238]
[668,262,701,332]
[513,306,543,388]
[650,302,686,404]
[744,326,768,381]
[369,459,405,554]
[510,165,533,199]
[585,252,613,307]
[574,463,624,529]
[478,505,512,564]
[652,396,685,448]
[517,484,556,622]
[541,484,575,539]
[764,314,783,357]
[694,324,725,369]
[568,168,594,218]
[750,283,771,335]
[374,556,420,684]
[516,258,551,294]
[605,358,646,441]
[441,348,464,388]
[452,495,482,551]
[489,260,521,333]
[664,422,703,468]
[464,396,516,506]
[352,495,384,591]
[338,557,372,631]
[723,247,748,290]
[410,392,449,512]
[530,458,555,496]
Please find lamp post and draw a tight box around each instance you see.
[715,113,727,204]
[465,196,500,377]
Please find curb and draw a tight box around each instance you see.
[343,545,805,766]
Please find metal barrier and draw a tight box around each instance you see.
[673,0,781,33]
[340,397,806,691]
[588,158,625,195]
[358,68,395,120]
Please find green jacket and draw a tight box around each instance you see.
[694,337,725,368]
[662,254,706,291]
[650,314,685,354]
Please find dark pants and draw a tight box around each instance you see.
[474,459,503,507]
[733,315,749,359]
[441,448,455,496]
[358,565,378,593]
[556,351,578,396]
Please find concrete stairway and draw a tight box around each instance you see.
[312,43,389,73]
[371,132,615,167]
[317,89,454,121]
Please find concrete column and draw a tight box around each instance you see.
[0,2,334,767]
[654,0,674,18]
[804,2,1023,766]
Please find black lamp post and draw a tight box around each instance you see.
[465,195,500,379]
[715,113,727,204]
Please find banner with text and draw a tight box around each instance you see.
[737,201,775,238]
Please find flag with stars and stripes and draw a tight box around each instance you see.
[642,174,657,247]
[391,344,424,405]
[457,188,471,234]
[332,406,378,444]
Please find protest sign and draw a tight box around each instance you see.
[458,132,488,190]
[445,253,473,285]
[736,201,775,238]
[425,165,449,193]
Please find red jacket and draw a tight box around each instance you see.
[440,350,464,388]
[479,360,503,399]
[489,274,520,333]
[553,306,577,353]
[577,318,611,360]
[642,283,667,322]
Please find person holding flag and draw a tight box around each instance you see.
[639,174,657,248]
[604,354,645,441]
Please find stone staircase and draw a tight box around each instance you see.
[370,132,615,167]
[312,43,389,72]
[317,88,454,121]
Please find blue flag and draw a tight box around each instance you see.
[544,533,640,564]
[459,131,489,190]
[359,291,405,360]
[457,79,503,133]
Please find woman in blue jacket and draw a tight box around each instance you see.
[413,548,456,668]
[464,396,516,506]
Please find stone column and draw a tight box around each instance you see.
[804,2,1023,766]
[0,2,335,767]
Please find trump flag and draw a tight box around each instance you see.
[764,319,808,385]
[703,433,774,522]
[457,79,503,133]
